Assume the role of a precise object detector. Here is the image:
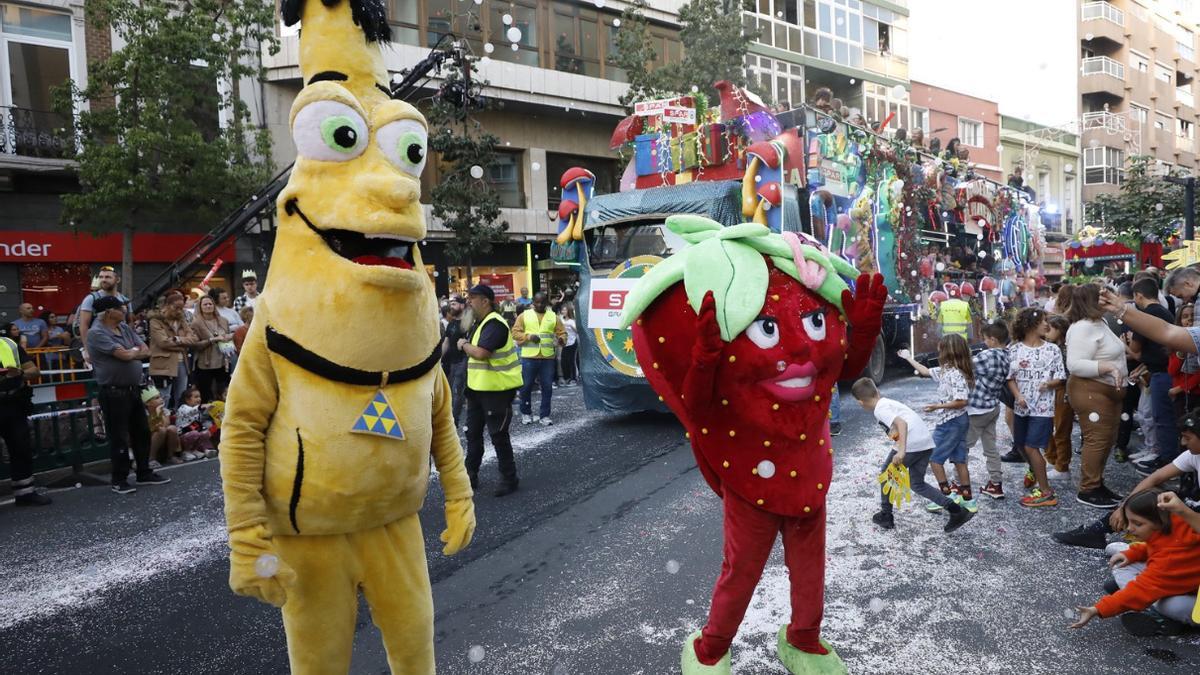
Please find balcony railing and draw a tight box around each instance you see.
[1082,55,1125,79]
[0,106,71,160]
[1081,1,1125,26]
[1179,86,1196,107]
[1179,41,1196,62]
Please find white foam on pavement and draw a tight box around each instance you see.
[0,517,225,630]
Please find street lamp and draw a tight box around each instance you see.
[1164,175,1195,241]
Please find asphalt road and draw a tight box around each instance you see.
[2,376,1198,674]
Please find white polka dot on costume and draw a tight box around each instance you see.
[1088,412,1099,422]
[1121,413,1130,421]
[757,460,776,478]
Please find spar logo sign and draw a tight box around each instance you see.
[590,255,661,378]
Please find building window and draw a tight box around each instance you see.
[1156,62,1173,83]
[864,81,908,132]
[488,150,525,209]
[1037,170,1051,204]
[1130,50,1150,73]
[799,0,863,69]
[387,0,420,45]
[957,117,983,147]
[1,3,74,159]
[911,106,929,133]
[1179,118,1194,141]
[1083,146,1124,185]
[747,55,804,108]
[1155,112,1172,131]
[1130,103,1148,126]
[545,152,619,210]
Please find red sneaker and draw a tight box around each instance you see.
[1022,470,1035,489]
[980,481,1005,499]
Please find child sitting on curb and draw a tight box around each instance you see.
[1070,490,1200,636]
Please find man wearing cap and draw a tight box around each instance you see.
[86,294,171,494]
[512,291,566,426]
[77,265,130,348]
[458,284,522,496]
[233,270,260,313]
[1,329,51,506]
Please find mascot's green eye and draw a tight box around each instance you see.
[321,116,360,152]
[377,119,429,177]
[292,100,368,162]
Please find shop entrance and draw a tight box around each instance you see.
[20,263,92,315]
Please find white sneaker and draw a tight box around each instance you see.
[539,417,553,426]
[532,416,541,423]
[521,414,533,425]
[1129,450,1156,462]
[1046,468,1071,481]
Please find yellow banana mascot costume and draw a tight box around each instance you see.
[219,1,475,672]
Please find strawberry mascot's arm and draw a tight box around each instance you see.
[622,215,883,675]
[838,273,888,381]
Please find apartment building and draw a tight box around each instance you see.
[910,80,1001,181]
[742,0,912,132]
[1078,0,1200,211]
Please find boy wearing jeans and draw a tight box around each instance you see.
[966,322,1012,499]
[852,378,975,533]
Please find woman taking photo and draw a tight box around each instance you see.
[1065,284,1127,509]
[191,295,232,402]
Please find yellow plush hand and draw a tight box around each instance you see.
[877,464,912,507]
[440,497,476,556]
[228,524,296,608]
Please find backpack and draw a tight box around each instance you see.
[70,291,104,337]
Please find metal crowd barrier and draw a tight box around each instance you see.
[25,346,89,384]
[1,379,110,486]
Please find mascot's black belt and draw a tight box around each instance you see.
[266,325,441,387]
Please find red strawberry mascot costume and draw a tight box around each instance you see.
[621,215,886,674]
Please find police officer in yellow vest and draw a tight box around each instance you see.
[513,291,567,427]
[0,333,51,506]
[458,284,523,497]
[938,292,973,339]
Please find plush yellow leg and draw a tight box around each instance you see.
[571,188,588,241]
[359,515,436,675]
[274,532,360,675]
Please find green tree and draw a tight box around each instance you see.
[613,0,757,111]
[57,0,277,296]
[1083,155,1187,249]
[426,46,507,283]
[662,0,758,103]
[613,0,670,109]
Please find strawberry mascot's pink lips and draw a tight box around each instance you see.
[758,362,818,402]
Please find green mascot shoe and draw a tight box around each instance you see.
[776,627,848,675]
[681,630,731,675]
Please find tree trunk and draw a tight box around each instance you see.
[122,225,135,298]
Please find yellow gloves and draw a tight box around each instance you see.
[228,524,297,607]
[440,497,476,556]
[878,464,913,508]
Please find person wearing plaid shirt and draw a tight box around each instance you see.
[966,321,1013,499]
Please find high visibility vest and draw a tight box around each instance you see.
[938,298,972,338]
[519,309,558,359]
[0,337,19,368]
[467,312,522,391]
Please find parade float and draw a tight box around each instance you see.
[554,85,1045,413]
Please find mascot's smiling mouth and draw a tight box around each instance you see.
[285,198,417,269]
